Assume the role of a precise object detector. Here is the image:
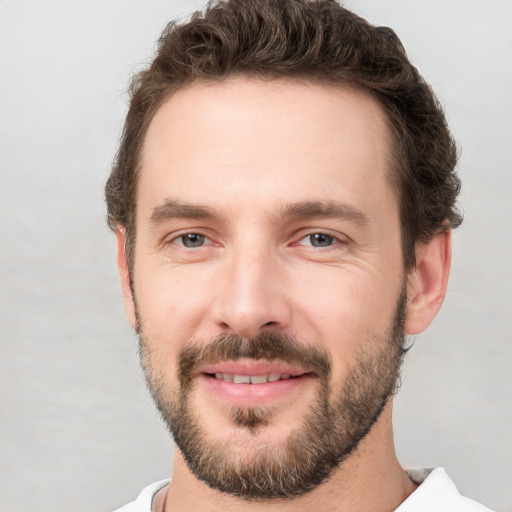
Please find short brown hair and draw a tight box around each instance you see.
[106,0,462,270]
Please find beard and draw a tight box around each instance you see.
[137,287,407,501]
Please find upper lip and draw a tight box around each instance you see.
[198,359,308,377]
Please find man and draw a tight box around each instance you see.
[105,1,493,510]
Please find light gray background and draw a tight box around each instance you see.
[1,1,510,511]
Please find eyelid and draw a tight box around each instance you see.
[164,229,215,247]
[293,230,349,247]
[162,228,348,249]
[174,233,207,246]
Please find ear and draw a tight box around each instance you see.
[405,230,452,335]
[116,227,137,330]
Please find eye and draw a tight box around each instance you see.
[299,233,337,248]
[174,233,207,248]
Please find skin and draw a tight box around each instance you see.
[116,78,452,512]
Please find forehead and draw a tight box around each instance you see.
[139,78,396,220]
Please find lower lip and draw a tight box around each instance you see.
[198,373,314,407]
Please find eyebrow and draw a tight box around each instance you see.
[278,200,370,225]
[150,198,370,226]
[150,199,216,224]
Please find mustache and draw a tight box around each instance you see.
[178,332,332,386]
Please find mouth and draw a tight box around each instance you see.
[210,372,299,384]
[197,360,313,406]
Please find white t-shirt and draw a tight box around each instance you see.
[112,468,494,512]
[397,468,494,511]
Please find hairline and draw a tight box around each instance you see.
[123,74,417,274]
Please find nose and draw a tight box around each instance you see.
[211,244,292,338]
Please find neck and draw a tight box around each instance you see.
[160,402,416,512]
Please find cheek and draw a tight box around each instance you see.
[134,267,214,345]
[296,265,395,322]
[291,266,401,365]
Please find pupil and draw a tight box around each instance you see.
[183,234,204,247]
[311,234,332,247]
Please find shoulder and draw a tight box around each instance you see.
[111,479,170,512]
[397,468,494,512]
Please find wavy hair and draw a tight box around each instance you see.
[106,0,462,270]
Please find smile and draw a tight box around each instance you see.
[197,365,312,407]
[212,373,296,384]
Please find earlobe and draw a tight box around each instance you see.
[405,230,452,335]
[116,228,138,330]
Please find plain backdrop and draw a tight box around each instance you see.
[0,1,511,511]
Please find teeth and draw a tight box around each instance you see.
[213,373,296,384]
[233,374,251,384]
[250,375,268,384]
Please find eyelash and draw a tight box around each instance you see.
[168,231,346,250]
[296,232,342,248]
[171,233,212,248]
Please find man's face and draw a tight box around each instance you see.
[126,79,407,498]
